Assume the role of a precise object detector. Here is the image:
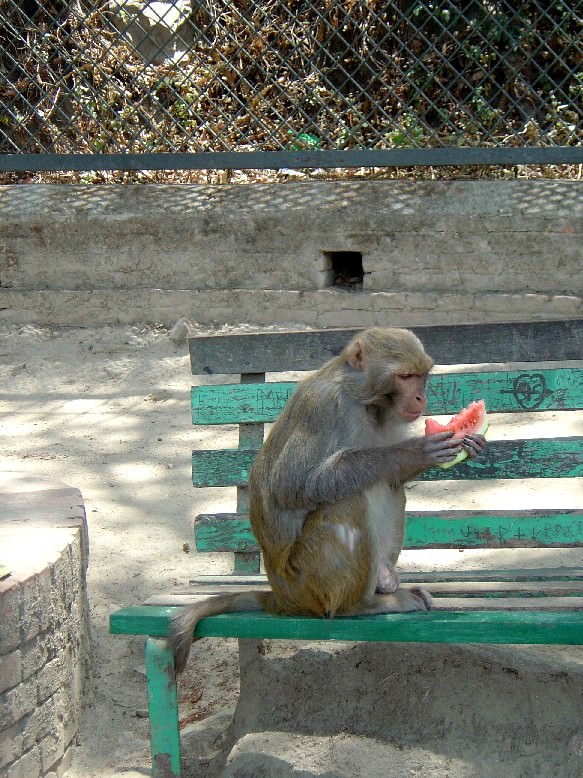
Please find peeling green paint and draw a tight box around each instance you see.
[191,368,583,425]
[192,438,583,487]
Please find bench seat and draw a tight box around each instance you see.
[109,318,583,778]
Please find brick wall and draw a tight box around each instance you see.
[0,474,89,778]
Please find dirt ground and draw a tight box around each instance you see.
[0,322,581,777]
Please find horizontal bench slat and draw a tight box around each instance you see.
[435,582,583,597]
[192,437,583,486]
[110,605,583,644]
[110,605,175,637]
[191,368,583,424]
[147,594,583,610]
[145,580,583,602]
[189,568,583,585]
[194,510,583,552]
[189,319,583,374]
[406,509,583,548]
[192,382,296,424]
[427,367,582,414]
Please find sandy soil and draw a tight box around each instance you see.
[1,323,244,776]
[1,322,581,777]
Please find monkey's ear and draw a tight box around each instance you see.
[345,339,366,371]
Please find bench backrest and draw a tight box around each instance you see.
[189,320,583,574]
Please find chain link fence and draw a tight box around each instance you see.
[0,0,582,171]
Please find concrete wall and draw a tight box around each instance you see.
[0,180,581,328]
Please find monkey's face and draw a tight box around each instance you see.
[343,328,433,422]
[361,367,429,425]
[392,372,429,422]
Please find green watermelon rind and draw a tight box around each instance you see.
[438,418,490,470]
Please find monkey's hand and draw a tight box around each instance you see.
[461,433,487,459]
[422,431,465,467]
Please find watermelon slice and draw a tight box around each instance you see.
[424,399,489,469]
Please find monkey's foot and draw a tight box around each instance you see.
[375,563,399,594]
[409,586,432,609]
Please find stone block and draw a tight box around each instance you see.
[5,745,41,778]
[22,696,58,752]
[18,573,42,643]
[109,1,193,65]
[39,724,65,775]
[0,718,25,769]
[37,655,68,704]
[0,679,35,730]
[31,629,60,669]
[0,650,21,695]
[0,583,21,655]
[36,567,55,633]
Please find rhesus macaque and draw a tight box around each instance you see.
[170,327,486,672]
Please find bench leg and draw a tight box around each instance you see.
[145,638,181,778]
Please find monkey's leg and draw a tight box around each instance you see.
[265,495,375,618]
[365,482,406,595]
[376,562,400,594]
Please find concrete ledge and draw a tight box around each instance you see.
[0,181,581,294]
[0,288,581,328]
[0,473,89,778]
[0,180,581,329]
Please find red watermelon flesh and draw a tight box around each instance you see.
[424,399,489,469]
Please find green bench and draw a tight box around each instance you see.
[110,319,583,778]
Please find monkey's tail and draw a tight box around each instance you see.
[169,591,275,674]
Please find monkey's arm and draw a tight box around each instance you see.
[274,432,462,508]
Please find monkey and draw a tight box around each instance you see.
[169,327,487,672]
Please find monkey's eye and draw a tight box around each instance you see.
[397,373,428,385]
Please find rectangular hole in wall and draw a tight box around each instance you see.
[325,251,363,290]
